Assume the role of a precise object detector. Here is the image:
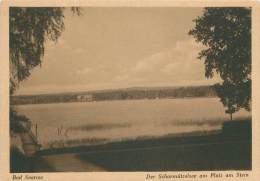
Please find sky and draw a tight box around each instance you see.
[17,7,221,95]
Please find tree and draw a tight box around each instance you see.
[214,81,251,120]
[9,7,81,132]
[9,7,81,94]
[189,7,251,119]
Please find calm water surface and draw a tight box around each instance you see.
[16,98,250,148]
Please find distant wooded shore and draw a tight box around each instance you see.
[11,85,217,105]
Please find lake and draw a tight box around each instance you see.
[15,97,250,149]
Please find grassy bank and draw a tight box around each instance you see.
[11,119,251,172]
[10,147,55,172]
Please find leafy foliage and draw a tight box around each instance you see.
[9,7,81,134]
[9,7,80,94]
[214,81,251,120]
[189,7,251,117]
[10,108,30,133]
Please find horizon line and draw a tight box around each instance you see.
[13,84,216,97]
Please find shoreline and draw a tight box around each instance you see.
[37,124,250,156]
[11,119,251,172]
[11,96,219,106]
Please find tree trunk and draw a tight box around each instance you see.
[230,113,233,121]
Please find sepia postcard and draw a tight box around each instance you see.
[0,0,260,180]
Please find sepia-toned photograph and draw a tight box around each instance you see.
[8,6,252,173]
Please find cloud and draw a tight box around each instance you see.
[162,62,181,75]
[18,38,221,95]
[111,38,213,87]
[133,52,167,73]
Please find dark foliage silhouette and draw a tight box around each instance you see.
[189,7,251,118]
[9,7,81,94]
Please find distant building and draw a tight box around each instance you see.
[77,94,93,102]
